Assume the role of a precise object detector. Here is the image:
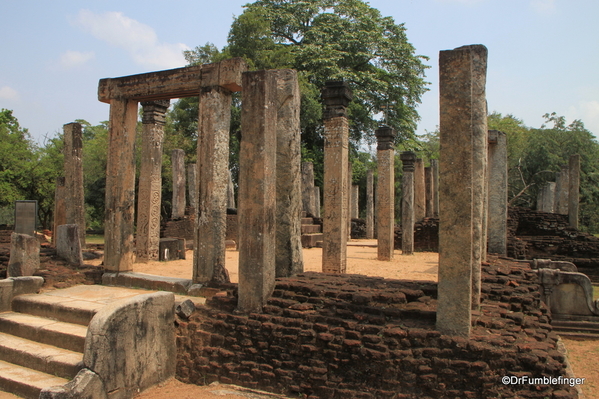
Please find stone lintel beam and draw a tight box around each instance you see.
[98,58,247,103]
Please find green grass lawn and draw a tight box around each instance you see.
[86,234,104,245]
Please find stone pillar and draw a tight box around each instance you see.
[431,159,439,217]
[400,152,416,255]
[425,166,434,218]
[376,126,396,261]
[351,185,359,219]
[569,154,580,229]
[8,233,40,277]
[347,162,353,240]
[274,69,303,278]
[56,224,83,266]
[63,122,86,248]
[301,162,316,217]
[313,187,321,218]
[238,70,277,312]
[227,169,236,209]
[554,166,569,215]
[194,87,233,284]
[538,182,556,213]
[136,100,168,263]
[365,170,374,239]
[188,163,197,212]
[171,149,186,219]
[437,44,487,337]
[414,158,426,222]
[53,177,66,244]
[487,130,507,256]
[104,99,138,272]
[321,81,352,274]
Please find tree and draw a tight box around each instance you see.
[224,0,429,147]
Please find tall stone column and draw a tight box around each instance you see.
[487,130,507,256]
[347,162,353,240]
[351,185,359,219]
[425,166,434,218]
[227,169,236,209]
[554,166,569,215]
[431,159,439,217]
[301,162,316,217]
[187,163,197,213]
[171,149,186,219]
[53,177,66,244]
[313,187,321,217]
[538,182,556,213]
[376,126,396,261]
[569,154,580,229]
[400,152,416,255]
[63,122,86,248]
[104,99,138,272]
[238,70,278,312]
[321,81,352,274]
[437,44,488,337]
[194,87,232,284]
[136,100,169,263]
[274,69,303,278]
[365,170,374,239]
[414,158,426,222]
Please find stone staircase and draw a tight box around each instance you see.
[552,317,599,339]
[0,284,195,398]
[300,216,323,248]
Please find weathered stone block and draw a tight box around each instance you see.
[84,291,176,399]
[7,232,40,277]
[159,238,185,261]
[39,369,108,399]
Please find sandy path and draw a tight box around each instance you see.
[130,240,439,283]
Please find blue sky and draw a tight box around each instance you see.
[1,0,598,144]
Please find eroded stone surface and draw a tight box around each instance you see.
[8,233,40,277]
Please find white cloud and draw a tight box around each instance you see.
[60,50,95,69]
[0,86,19,101]
[530,0,557,15]
[74,9,189,69]
[567,100,599,136]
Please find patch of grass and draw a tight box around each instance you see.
[86,234,104,244]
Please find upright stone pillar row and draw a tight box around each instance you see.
[365,170,374,239]
[194,88,233,284]
[487,130,508,256]
[171,149,186,219]
[53,177,66,244]
[321,81,352,274]
[136,100,169,263]
[63,122,86,248]
[301,162,316,217]
[569,154,580,229]
[425,166,434,218]
[273,69,304,278]
[414,159,426,222]
[238,70,278,313]
[554,166,569,215]
[375,126,396,261]
[104,99,138,272]
[437,44,488,337]
[431,159,440,217]
[187,163,197,212]
[400,152,416,255]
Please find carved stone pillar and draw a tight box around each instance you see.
[400,152,416,255]
[63,122,86,248]
[136,100,168,262]
[321,81,352,273]
[376,126,395,261]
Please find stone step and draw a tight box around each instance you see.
[301,224,321,234]
[0,359,69,399]
[552,320,599,335]
[301,217,314,225]
[0,332,83,380]
[0,312,87,353]
[102,272,192,295]
[301,233,323,248]
[10,285,153,326]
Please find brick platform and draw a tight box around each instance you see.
[175,256,577,398]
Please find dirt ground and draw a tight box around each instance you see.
[0,241,595,398]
